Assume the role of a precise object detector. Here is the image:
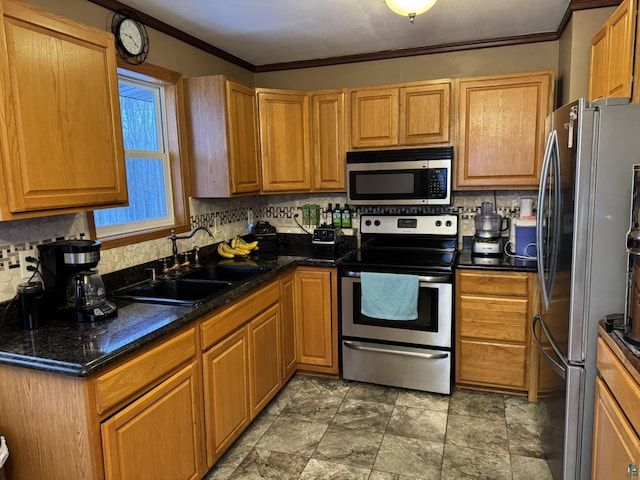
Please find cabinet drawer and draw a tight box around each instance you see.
[457,271,529,296]
[597,338,640,432]
[94,327,196,415]
[201,282,279,350]
[458,294,528,342]
[457,339,527,390]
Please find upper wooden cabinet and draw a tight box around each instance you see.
[589,0,637,101]
[310,89,346,191]
[348,80,451,149]
[0,0,127,220]
[186,76,261,197]
[257,88,311,192]
[456,71,553,189]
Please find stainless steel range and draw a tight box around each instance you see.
[339,214,458,394]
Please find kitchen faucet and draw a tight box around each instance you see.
[165,226,214,274]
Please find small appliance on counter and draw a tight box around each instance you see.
[251,221,277,254]
[471,202,509,256]
[37,240,116,322]
[312,224,343,257]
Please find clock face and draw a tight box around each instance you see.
[118,18,144,56]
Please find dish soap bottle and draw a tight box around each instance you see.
[341,204,352,228]
[333,204,342,228]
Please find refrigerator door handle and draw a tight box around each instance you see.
[532,313,567,380]
[537,129,558,310]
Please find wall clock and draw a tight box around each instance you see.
[111,11,149,65]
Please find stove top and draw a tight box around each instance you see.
[341,214,458,275]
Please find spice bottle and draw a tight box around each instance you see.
[341,204,352,228]
[333,203,342,227]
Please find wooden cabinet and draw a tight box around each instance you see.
[589,0,637,101]
[200,281,280,466]
[101,362,202,480]
[310,89,346,191]
[0,0,127,220]
[247,303,281,417]
[456,71,553,189]
[186,75,261,197]
[294,266,338,374]
[348,80,451,149]
[202,327,250,466]
[280,270,297,382]
[257,88,311,192]
[593,336,640,478]
[456,270,537,394]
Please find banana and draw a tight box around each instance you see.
[236,240,259,252]
[217,242,235,258]
[231,237,240,249]
[222,243,249,257]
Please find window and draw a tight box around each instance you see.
[89,62,190,247]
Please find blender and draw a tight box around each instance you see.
[472,202,510,256]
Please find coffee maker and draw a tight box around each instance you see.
[37,240,116,322]
[472,202,510,256]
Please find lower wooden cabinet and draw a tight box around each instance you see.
[0,266,339,479]
[593,336,640,478]
[280,270,297,381]
[456,269,537,394]
[202,327,250,466]
[294,266,339,374]
[101,361,203,480]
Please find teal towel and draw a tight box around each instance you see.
[360,272,419,321]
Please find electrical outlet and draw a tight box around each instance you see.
[18,250,33,279]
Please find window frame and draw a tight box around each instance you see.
[88,60,192,248]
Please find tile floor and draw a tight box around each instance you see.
[204,374,555,480]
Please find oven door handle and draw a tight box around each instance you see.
[341,271,451,284]
[343,341,449,360]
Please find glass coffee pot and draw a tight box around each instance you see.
[65,269,116,322]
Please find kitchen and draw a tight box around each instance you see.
[0,0,636,479]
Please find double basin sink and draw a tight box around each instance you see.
[110,264,270,307]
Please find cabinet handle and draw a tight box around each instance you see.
[344,341,448,360]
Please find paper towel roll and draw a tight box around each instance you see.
[520,198,533,218]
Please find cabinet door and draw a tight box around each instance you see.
[458,340,527,390]
[592,377,640,479]
[226,79,261,194]
[456,72,552,189]
[280,271,297,382]
[0,1,126,218]
[258,90,311,192]
[310,90,346,191]
[605,0,636,98]
[349,87,399,148]
[101,362,203,480]
[294,267,337,373]
[202,328,250,466]
[248,304,281,417]
[399,83,451,145]
[590,23,610,101]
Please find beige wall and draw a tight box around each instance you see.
[558,7,616,104]
[255,42,560,90]
[24,0,254,83]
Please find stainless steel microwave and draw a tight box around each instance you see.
[346,147,453,206]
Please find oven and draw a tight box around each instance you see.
[339,214,457,394]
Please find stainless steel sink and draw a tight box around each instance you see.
[109,263,270,306]
[180,264,266,282]
[110,278,234,306]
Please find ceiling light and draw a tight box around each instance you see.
[385,0,438,23]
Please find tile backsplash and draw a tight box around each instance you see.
[0,190,536,301]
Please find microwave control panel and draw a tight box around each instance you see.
[426,168,448,199]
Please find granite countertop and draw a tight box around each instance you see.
[456,249,537,272]
[0,236,356,378]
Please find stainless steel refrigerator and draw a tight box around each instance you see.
[533,98,640,480]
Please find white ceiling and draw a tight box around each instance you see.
[117,0,571,67]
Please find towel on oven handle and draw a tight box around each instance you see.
[360,271,419,320]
